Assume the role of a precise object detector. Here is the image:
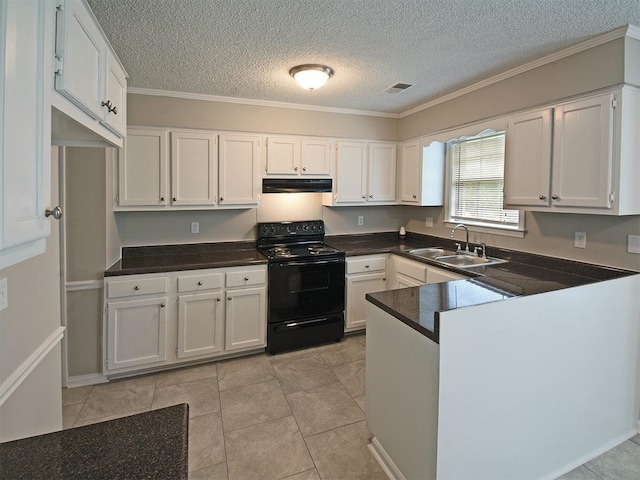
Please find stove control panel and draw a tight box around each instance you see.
[259,220,325,239]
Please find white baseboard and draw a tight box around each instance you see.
[368,436,405,480]
[66,373,108,388]
[0,326,65,406]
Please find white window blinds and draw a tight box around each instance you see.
[449,131,519,226]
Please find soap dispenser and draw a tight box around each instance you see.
[399,226,406,240]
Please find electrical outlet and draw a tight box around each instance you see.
[0,278,7,312]
[628,235,640,254]
[425,217,433,227]
[191,222,200,234]
[357,216,364,226]
[574,231,586,249]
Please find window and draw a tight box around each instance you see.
[446,130,523,234]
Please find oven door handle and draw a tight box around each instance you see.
[274,258,344,267]
[285,317,334,328]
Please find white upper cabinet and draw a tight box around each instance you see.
[1,0,54,269]
[53,0,127,146]
[218,134,261,206]
[334,141,368,203]
[171,131,217,206]
[398,139,445,206]
[552,94,614,209]
[504,108,553,207]
[265,136,331,176]
[368,142,397,203]
[325,140,396,205]
[102,49,127,137]
[504,87,640,215]
[301,138,332,175]
[118,128,169,207]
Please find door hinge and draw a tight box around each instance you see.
[175,347,178,357]
[54,56,63,75]
[611,95,617,110]
[104,358,108,369]
[56,0,65,11]
[105,304,108,316]
[116,195,120,204]
[609,192,615,203]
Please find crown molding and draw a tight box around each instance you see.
[128,24,637,120]
[127,87,401,119]
[399,24,636,118]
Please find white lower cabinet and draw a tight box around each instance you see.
[104,266,266,376]
[390,255,466,288]
[345,255,388,331]
[106,295,169,371]
[225,286,266,351]
[426,265,466,284]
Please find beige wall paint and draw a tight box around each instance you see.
[399,39,625,140]
[66,289,102,377]
[128,94,398,141]
[401,207,640,271]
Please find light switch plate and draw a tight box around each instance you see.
[191,222,200,234]
[574,232,586,249]
[0,278,7,311]
[628,235,640,254]
[425,217,434,227]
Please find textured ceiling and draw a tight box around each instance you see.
[86,0,640,115]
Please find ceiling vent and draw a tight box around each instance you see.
[383,82,414,94]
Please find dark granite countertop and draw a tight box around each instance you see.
[0,404,189,480]
[105,241,267,276]
[330,232,635,343]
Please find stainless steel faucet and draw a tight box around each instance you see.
[450,224,470,253]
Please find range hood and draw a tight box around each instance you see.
[262,178,332,193]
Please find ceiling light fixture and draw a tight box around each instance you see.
[289,64,334,91]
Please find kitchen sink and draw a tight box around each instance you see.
[434,254,506,268]
[408,247,457,259]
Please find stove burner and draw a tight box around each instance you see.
[308,245,335,255]
[269,246,293,257]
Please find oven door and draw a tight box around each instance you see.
[268,257,345,323]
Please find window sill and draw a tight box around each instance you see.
[444,221,526,239]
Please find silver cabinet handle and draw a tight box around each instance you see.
[172,197,177,201]
[217,297,221,302]
[362,195,366,199]
[369,195,373,198]
[365,265,370,269]
[160,303,165,307]
[294,166,298,171]
[227,296,232,301]
[244,277,249,281]
[45,206,63,220]
[160,196,165,201]
[539,195,546,200]
[412,194,417,199]
[552,194,560,200]
[134,286,140,290]
[220,197,224,202]
[382,277,386,281]
[302,167,307,171]
[197,281,203,286]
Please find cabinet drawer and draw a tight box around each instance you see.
[394,256,428,283]
[226,269,266,288]
[177,272,223,292]
[106,276,168,298]
[347,256,387,274]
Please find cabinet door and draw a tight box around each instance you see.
[101,50,127,138]
[106,296,168,371]
[118,129,168,206]
[1,0,53,268]
[368,142,397,202]
[218,134,260,206]
[504,109,552,207]
[225,287,266,351]
[266,136,300,175]
[399,141,420,204]
[336,141,367,203]
[301,138,331,175]
[171,132,217,205]
[395,274,423,289]
[54,0,105,120]
[177,292,224,358]
[426,266,465,284]
[552,94,614,208]
[346,272,387,330]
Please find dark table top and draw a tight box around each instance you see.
[0,404,189,480]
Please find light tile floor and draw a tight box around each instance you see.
[63,333,640,480]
